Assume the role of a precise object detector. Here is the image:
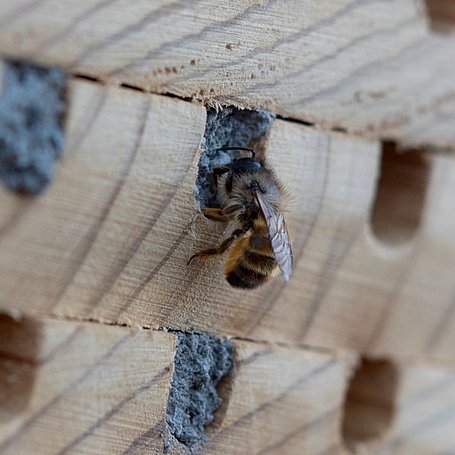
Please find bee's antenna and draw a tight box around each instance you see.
[215,147,255,159]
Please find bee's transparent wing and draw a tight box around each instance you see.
[254,190,293,281]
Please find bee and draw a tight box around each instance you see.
[189,147,293,289]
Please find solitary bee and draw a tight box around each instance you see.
[189,147,293,289]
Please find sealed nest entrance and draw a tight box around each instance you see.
[165,331,234,450]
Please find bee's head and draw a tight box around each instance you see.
[229,157,262,175]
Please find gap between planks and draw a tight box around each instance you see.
[44,311,344,357]
[69,73,449,154]
[34,312,455,370]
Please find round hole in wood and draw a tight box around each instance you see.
[0,314,42,422]
[342,358,399,451]
[370,142,430,246]
[425,0,455,33]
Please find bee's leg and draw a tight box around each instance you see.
[201,208,228,222]
[188,228,245,264]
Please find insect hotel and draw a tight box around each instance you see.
[0,1,454,454]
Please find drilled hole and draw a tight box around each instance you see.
[342,358,398,451]
[425,0,455,33]
[370,142,430,246]
[195,106,274,209]
[0,314,42,422]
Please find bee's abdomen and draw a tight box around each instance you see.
[225,236,277,289]
[226,264,269,289]
[242,250,276,274]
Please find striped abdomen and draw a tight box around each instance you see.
[225,221,278,289]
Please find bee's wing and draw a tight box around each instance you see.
[254,190,293,281]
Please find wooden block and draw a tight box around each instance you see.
[2,313,454,454]
[201,341,353,455]
[340,357,455,454]
[0,1,454,149]
[0,78,206,317]
[0,316,353,454]
[1,80,455,361]
[378,361,455,454]
[0,316,176,455]
[294,150,455,362]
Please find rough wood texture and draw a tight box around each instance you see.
[378,361,455,454]
[340,358,455,454]
[0,315,355,455]
[2,315,455,454]
[0,0,454,149]
[202,341,352,455]
[0,316,176,455]
[1,80,455,362]
[1,2,455,450]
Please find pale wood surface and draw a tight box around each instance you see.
[0,0,454,149]
[0,317,176,455]
[2,316,455,454]
[0,316,354,455]
[1,1,454,453]
[202,340,352,455]
[378,361,455,454]
[1,80,455,362]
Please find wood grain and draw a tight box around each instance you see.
[0,317,176,455]
[0,315,355,455]
[1,80,455,361]
[0,0,454,149]
[0,2,454,453]
[201,341,353,455]
[378,361,455,454]
[3,316,455,454]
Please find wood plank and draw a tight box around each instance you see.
[0,315,354,455]
[0,316,176,455]
[1,80,455,361]
[0,0,454,149]
[340,358,455,454]
[200,341,353,455]
[0,78,207,317]
[298,151,455,362]
[2,314,455,454]
[378,362,455,454]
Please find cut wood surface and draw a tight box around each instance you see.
[0,316,176,455]
[378,361,455,454]
[0,315,354,455]
[2,315,455,454]
[201,340,353,455]
[1,2,454,454]
[340,358,455,454]
[0,80,454,362]
[0,0,454,149]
